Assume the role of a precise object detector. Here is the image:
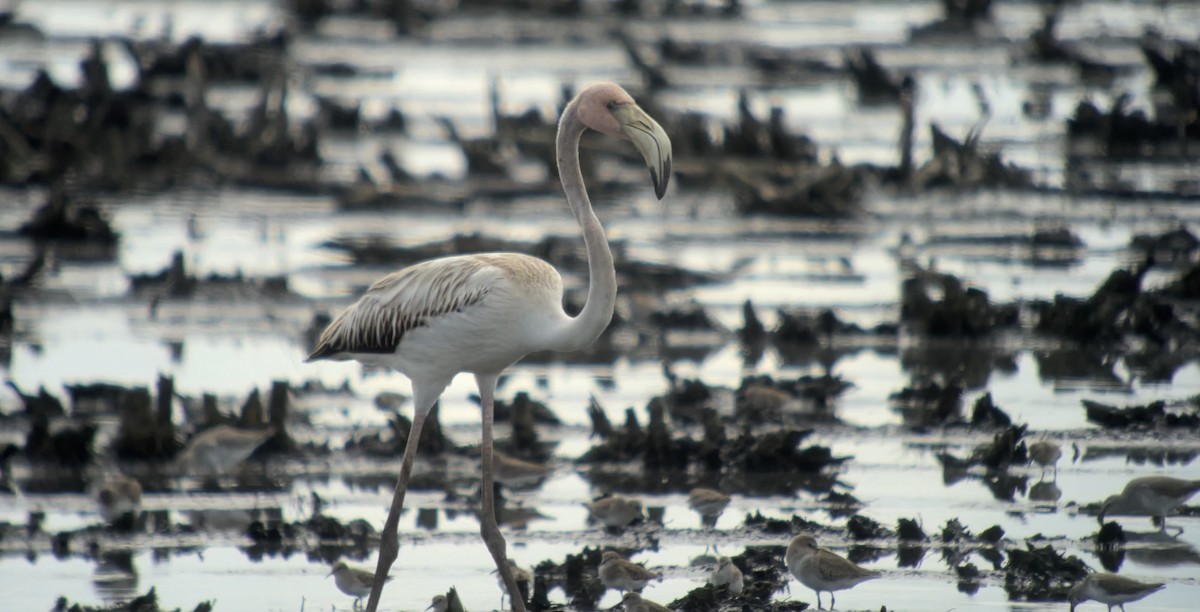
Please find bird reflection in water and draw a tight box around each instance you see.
[92,550,138,605]
[1098,526,1200,572]
[1029,480,1062,504]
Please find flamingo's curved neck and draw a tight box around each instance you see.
[545,101,616,352]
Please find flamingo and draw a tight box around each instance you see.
[306,82,672,612]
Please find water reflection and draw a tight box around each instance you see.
[896,541,926,568]
[936,456,1030,503]
[1028,480,1062,504]
[1124,531,1200,568]
[183,508,258,532]
[92,550,138,604]
[1097,529,1200,572]
[899,345,1018,390]
[1077,445,1198,483]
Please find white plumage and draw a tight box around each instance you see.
[311,253,572,379]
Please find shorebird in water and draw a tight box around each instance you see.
[786,534,881,610]
[1069,572,1165,611]
[598,550,662,593]
[328,560,391,609]
[1098,476,1200,533]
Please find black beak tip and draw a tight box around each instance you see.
[652,159,671,200]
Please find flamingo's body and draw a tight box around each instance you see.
[309,253,578,377]
[307,82,672,612]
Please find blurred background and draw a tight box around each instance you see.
[0,0,1199,611]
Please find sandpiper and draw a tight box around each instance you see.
[599,551,661,592]
[1028,440,1062,479]
[587,494,644,530]
[1098,476,1200,532]
[328,560,391,609]
[427,589,466,612]
[96,474,143,526]
[1068,572,1165,611]
[708,555,744,595]
[785,534,880,610]
[493,451,553,487]
[620,592,672,612]
[427,594,448,612]
[687,487,731,528]
[176,425,275,476]
[493,558,533,605]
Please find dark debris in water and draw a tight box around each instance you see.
[532,545,608,610]
[1002,542,1089,602]
[18,190,119,246]
[743,511,826,536]
[580,392,848,480]
[970,392,1012,428]
[896,517,926,541]
[1083,398,1200,430]
[129,250,297,302]
[52,588,212,612]
[901,267,1019,338]
[978,524,1005,544]
[891,379,965,428]
[847,514,892,540]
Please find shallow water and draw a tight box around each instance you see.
[3,0,1200,611]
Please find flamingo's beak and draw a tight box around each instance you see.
[612,103,672,200]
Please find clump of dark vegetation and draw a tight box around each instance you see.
[18,190,119,246]
[580,393,850,479]
[897,517,927,541]
[847,514,892,540]
[743,511,827,536]
[532,546,607,609]
[1003,542,1090,601]
[901,268,1019,338]
[52,588,213,612]
[669,545,798,611]
[1083,398,1200,429]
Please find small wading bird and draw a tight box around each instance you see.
[1098,476,1200,533]
[1028,439,1061,480]
[785,534,880,610]
[620,592,672,612]
[328,560,392,609]
[598,550,662,593]
[96,473,143,527]
[307,82,671,612]
[492,451,553,487]
[709,555,744,595]
[492,558,533,608]
[1068,572,1165,611]
[587,493,645,530]
[687,487,731,528]
[426,589,466,612]
[175,425,276,476]
[427,594,448,612]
